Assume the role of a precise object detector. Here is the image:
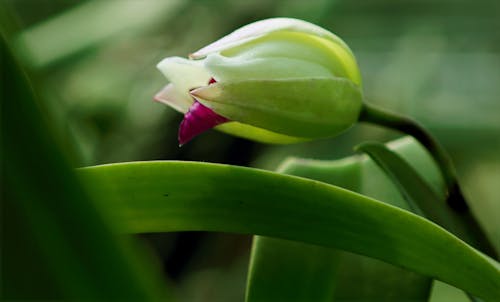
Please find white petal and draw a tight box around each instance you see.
[154,83,190,113]
[190,18,350,60]
[156,56,212,112]
[192,20,361,85]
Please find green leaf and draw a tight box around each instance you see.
[1,33,168,300]
[356,141,498,259]
[246,237,341,302]
[247,137,434,302]
[15,0,186,68]
[80,160,500,301]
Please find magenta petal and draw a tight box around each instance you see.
[178,101,229,146]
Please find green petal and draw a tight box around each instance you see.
[191,77,363,139]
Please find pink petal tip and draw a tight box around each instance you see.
[178,101,229,146]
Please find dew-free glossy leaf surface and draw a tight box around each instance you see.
[80,160,500,301]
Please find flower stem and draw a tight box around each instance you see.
[359,102,497,258]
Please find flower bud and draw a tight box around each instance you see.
[155,18,363,145]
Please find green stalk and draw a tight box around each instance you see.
[359,102,497,259]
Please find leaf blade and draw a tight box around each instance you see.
[80,160,500,301]
[247,137,435,302]
[1,29,168,300]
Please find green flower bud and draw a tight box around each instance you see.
[155,18,363,145]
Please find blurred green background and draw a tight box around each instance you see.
[2,0,499,300]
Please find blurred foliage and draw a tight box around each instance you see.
[2,0,499,300]
[1,30,169,300]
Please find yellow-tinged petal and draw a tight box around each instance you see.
[215,122,308,144]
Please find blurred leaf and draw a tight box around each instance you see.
[247,137,433,302]
[15,0,185,67]
[80,160,500,301]
[356,141,498,258]
[1,33,168,300]
[430,281,471,302]
[246,237,341,302]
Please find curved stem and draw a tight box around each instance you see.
[359,102,497,258]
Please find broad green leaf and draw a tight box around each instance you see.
[80,160,500,301]
[247,137,434,302]
[1,33,168,300]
